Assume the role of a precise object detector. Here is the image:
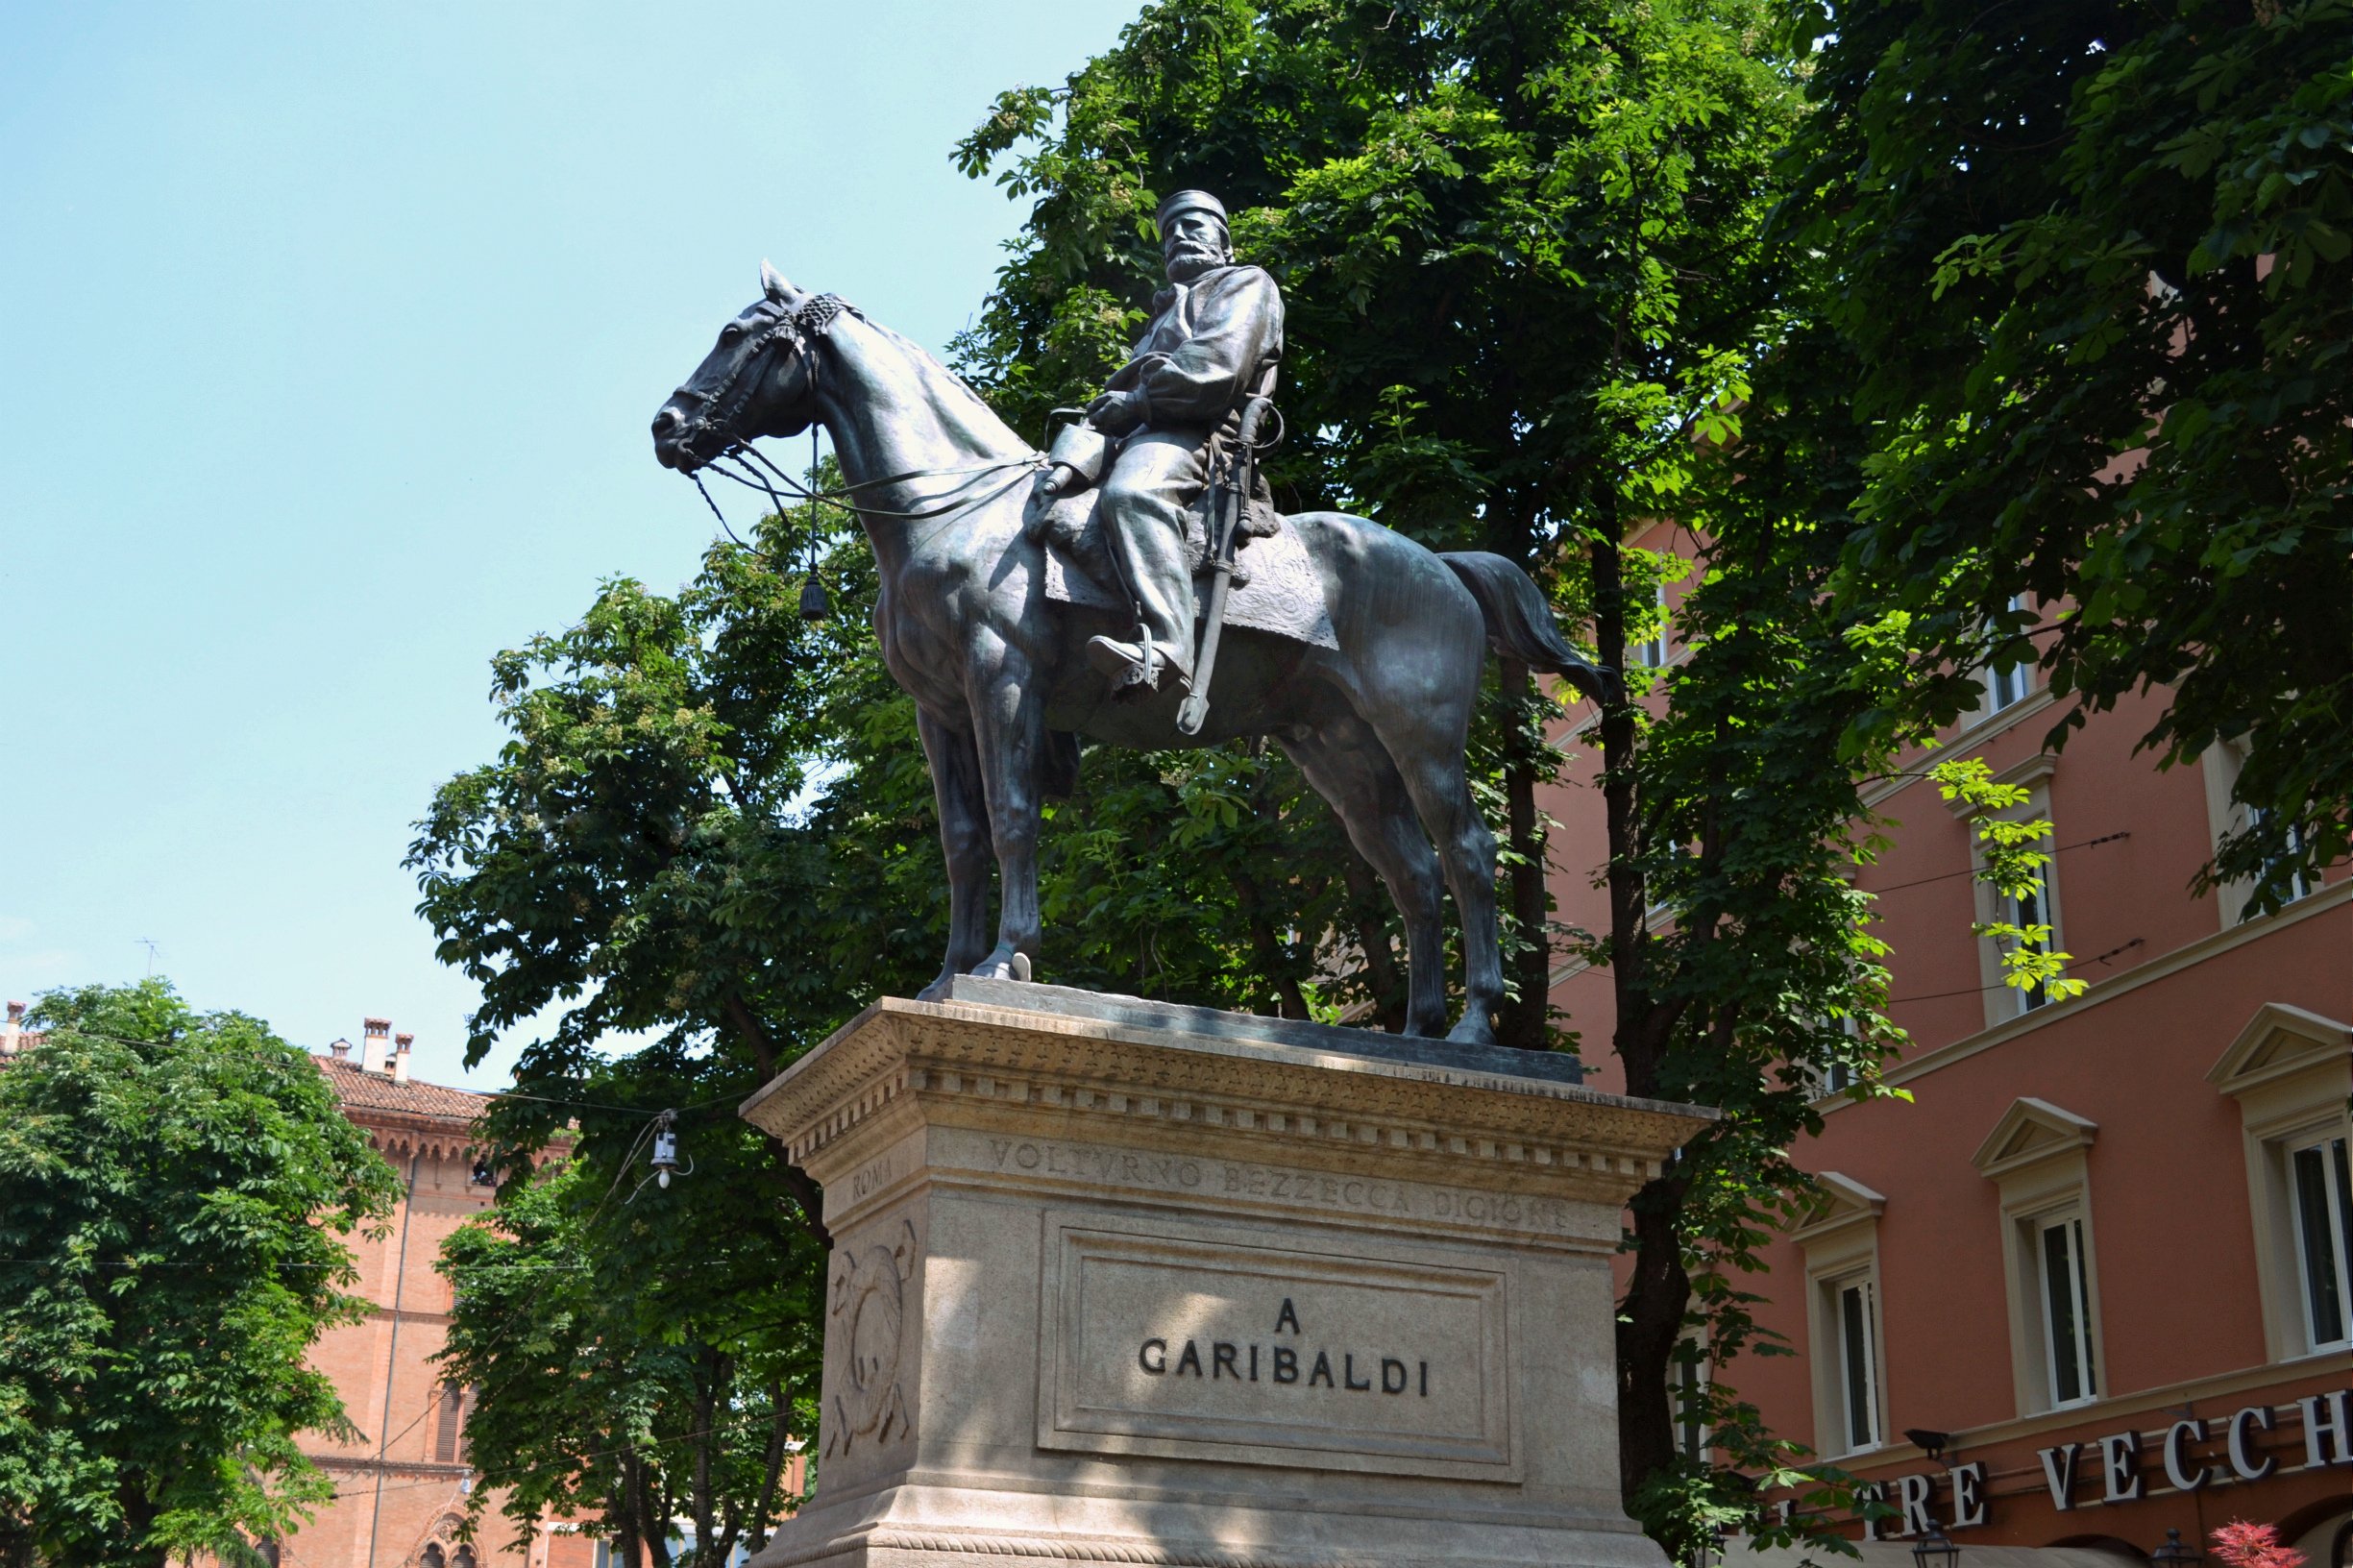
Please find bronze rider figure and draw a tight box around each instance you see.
[1046,189,1284,696]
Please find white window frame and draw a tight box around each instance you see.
[1793,1172,1889,1458]
[2287,1130,2353,1353]
[2210,1002,2353,1362]
[1973,1097,2107,1416]
[1982,595,2034,713]
[1832,1274,1885,1452]
[2032,1210,2099,1408]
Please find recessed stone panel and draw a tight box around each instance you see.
[1038,1213,1519,1478]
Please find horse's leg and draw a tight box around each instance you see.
[1279,718,1450,1038]
[966,663,1047,980]
[916,707,993,1001]
[1377,717,1507,1047]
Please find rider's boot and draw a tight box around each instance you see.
[1086,628,1192,697]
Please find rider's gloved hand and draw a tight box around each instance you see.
[1083,389,1146,436]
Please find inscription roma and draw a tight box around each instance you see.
[984,1137,1574,1232]
[1137,1297,1430,1398]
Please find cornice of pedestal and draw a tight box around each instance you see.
[740,994,1712,1210]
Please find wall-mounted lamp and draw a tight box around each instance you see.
[1904,1429,1952,1462]
[2150,1530,2202,1568]
[1910,1522,1959,1568]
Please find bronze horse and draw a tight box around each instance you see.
[652,267,1607,1044]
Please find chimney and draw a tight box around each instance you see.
[360,1017,391,1073]
[393,1033,414,1083]
[329,1038,352,1060]
[2,1001,22,1057]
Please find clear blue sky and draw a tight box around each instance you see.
[0,2,1139,1088]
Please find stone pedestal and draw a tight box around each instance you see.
[739,978,1711,1568]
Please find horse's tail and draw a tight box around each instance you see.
[1439,551,1618,705]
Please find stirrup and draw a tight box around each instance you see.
[1085,632,1187,698]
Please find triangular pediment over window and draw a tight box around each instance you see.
[1791,1170,1887,1244]
[1971,1097,2098,1181]
[2206,1002,2352,1098]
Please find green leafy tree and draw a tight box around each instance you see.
[945,1,1932,1550]
[0,980,399,1568]
[949,0,1795,1051]
[436,1149,819,1568]
[1777,0,2353,914]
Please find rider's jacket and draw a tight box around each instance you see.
[1102,263,1285,431]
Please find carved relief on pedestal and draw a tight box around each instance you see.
[824,1215,917,1458]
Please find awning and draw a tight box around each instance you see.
[1726,1543,2137,1568]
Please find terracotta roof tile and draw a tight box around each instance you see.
[313,1054,491,1124]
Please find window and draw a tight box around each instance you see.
[2290,1132,2351,1351]
[1983,597,2033,712]
[1836,1277,1883,1450]
[2247,803,2313,914]
[1792,1172,1888,1457]
[1973,1097,2105,1416]
[434,1384,468,1463]
[1635,581,1669,669]
[1673,1336,1710,1460]
[2211,1003,2353,1362]
[2006,883,2052,1013]
[1813,1012,1865,1096]
[2202,738,2316,924]
[2036,1213,2098,1406]
[1951,753,2064,1029]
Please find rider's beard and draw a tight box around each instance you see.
[1165,242,1224,282]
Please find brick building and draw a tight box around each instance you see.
[284,1017,579,1568]
[1546,520,2352,1567]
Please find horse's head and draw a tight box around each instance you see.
[651,262,824,472]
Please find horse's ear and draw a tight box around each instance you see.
[761,260,799,303]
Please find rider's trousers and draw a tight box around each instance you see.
[1096,426,1208,678]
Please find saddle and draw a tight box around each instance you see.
[1022,477,1339,652]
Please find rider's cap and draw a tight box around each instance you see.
[1155,188,1229,232]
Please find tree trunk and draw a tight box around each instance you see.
[742,1384,793,1556]
[615,1456,646,1568]
[1616,1171,1693,1500]
[1590,483,1684,1507]
[1499,656,1551,1050]
[639,1459,672,1568]
[689,1351,723,1568]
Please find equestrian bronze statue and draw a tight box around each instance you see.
[650,195,1609,1046]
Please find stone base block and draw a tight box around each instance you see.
[738,980,1711,1568]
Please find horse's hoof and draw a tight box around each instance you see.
[968,946,1033,983]
[1446,1014,1501,1047]
[917,972,955,1003]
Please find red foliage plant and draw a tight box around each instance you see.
[2211,1522,2306,1568]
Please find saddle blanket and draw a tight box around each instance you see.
[1039,507,1339,651]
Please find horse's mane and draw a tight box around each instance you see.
[852,314,1039,460]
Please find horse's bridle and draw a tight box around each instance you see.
[678,291,1042,537]
[675,292,844,459]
